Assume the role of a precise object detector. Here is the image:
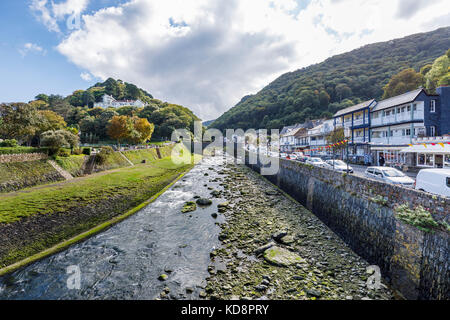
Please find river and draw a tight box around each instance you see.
[0,156,226,300]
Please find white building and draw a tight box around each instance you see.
[94,94,146,109]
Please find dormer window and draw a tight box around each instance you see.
[430,100,436,113]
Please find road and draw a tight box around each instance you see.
[350,164,418,179]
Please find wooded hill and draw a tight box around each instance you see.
[211,27,450,131]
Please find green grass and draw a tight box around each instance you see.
[55,155,86,176]
[0,157,191,224]
[95,151,131,171]
[0,161,64,193]
[122,148,160,164]
[0,167,190,276]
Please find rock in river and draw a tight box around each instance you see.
[263,246,305,267]
[196,198,213,206]
[181,201,197,213]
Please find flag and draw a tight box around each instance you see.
[422,144,427,148]
[438,143,444,148]
[408,144,413,147]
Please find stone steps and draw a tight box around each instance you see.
[48,160,74,181]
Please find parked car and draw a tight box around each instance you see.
[286,154,297,160]
[325,160,354,173]
[306,157,327,168]
[415,169,450,197]
[364,167,415,187]
[280,153,288,158]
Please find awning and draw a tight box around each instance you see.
[400,144,450,154]
[371,146,405,151]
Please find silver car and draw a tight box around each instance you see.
[365,166,415,187]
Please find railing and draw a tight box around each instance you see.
[371,112,423,126]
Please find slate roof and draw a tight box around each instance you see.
[371,88,425,112]
[334,99,376,117]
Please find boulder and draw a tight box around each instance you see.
[263,246,305,267]
[196,198,213,206]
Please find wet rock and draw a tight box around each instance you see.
[255,242,275,255]
[196,198,213,206]
[306,289,321,298]
[255,284,268,292]
[263,246,305,267]
[211,190,221,198]
[280,235,295,245]
[186,287,194,293]
[181,201,197,213]
[265,190,278,196]
[158,274,168,281]
[272,231,288,242]
[211,213,218,219]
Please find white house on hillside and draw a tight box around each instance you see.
[94,94,146,109]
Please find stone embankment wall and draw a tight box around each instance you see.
[0,153,48,163]
[242,151,449,300]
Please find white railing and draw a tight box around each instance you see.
[370,112,424,126]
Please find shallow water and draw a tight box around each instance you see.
[0,156,227,300]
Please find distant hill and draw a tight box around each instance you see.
[66,78,154,108]
[203,119,216,127]
[212,27,450,131]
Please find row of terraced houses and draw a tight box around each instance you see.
[280,86,450,169]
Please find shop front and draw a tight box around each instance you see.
[400,144,450,169]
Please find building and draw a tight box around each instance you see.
[333,99,376,157]
[400,136,450,169]
[307,119,335,156]
[94,94,146,109]
[369,86,450,167]
[280,120,322,152]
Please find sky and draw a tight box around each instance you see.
[0,0,449,120]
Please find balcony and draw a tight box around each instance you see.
[371,111,423,127]
[353,136,369,143]
[352,118,369,127]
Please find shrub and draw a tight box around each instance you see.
[57,148,71,157]
[95,146,114,165]
[82,147,91,156]
[395,204,439,232]
[0,139,18,147]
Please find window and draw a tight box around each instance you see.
[401,107,406,113]
[445,155,450,168]
[418,153,434,167]
[367,168,374,175]
[406,129,411,136]
[397,108,401,114]
[407,105,411,112]
[430,100,436,113]
[430,126,436,137]
[447,177,450,188]
[413,104,417,111]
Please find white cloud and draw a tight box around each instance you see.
[80,72,92,81]
[30,0,90,33]
[52,0,450,120]
[19,43,46,57]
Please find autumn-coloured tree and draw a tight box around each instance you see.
[38,110,67,132]
[382,68,424,99]
[107,115,133,147]
[131,117,155,144]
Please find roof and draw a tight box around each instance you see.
[372,89,424,112]
[283,127,303,137]
[334,99,376,117]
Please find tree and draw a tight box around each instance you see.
[35,94,49,103]
[335,84,352,102]
[107,115,133,147]
[0,103,40,145]
[131,117,155,144]
[38,110,67,132]
[40,130,79,154]
[425,50,450,92]
[382,68,423,99]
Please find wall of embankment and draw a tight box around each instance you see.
[241,150,449,300]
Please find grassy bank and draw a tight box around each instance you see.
[122,149,160,164]
[0,160,64,193]
[0,156,195,269]
[55,155,86,177]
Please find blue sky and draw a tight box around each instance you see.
[0,0,449,120]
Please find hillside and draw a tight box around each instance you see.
[212,27,450,131]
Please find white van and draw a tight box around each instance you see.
[415,169,450,197]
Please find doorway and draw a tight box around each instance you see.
[435,154,443,168]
